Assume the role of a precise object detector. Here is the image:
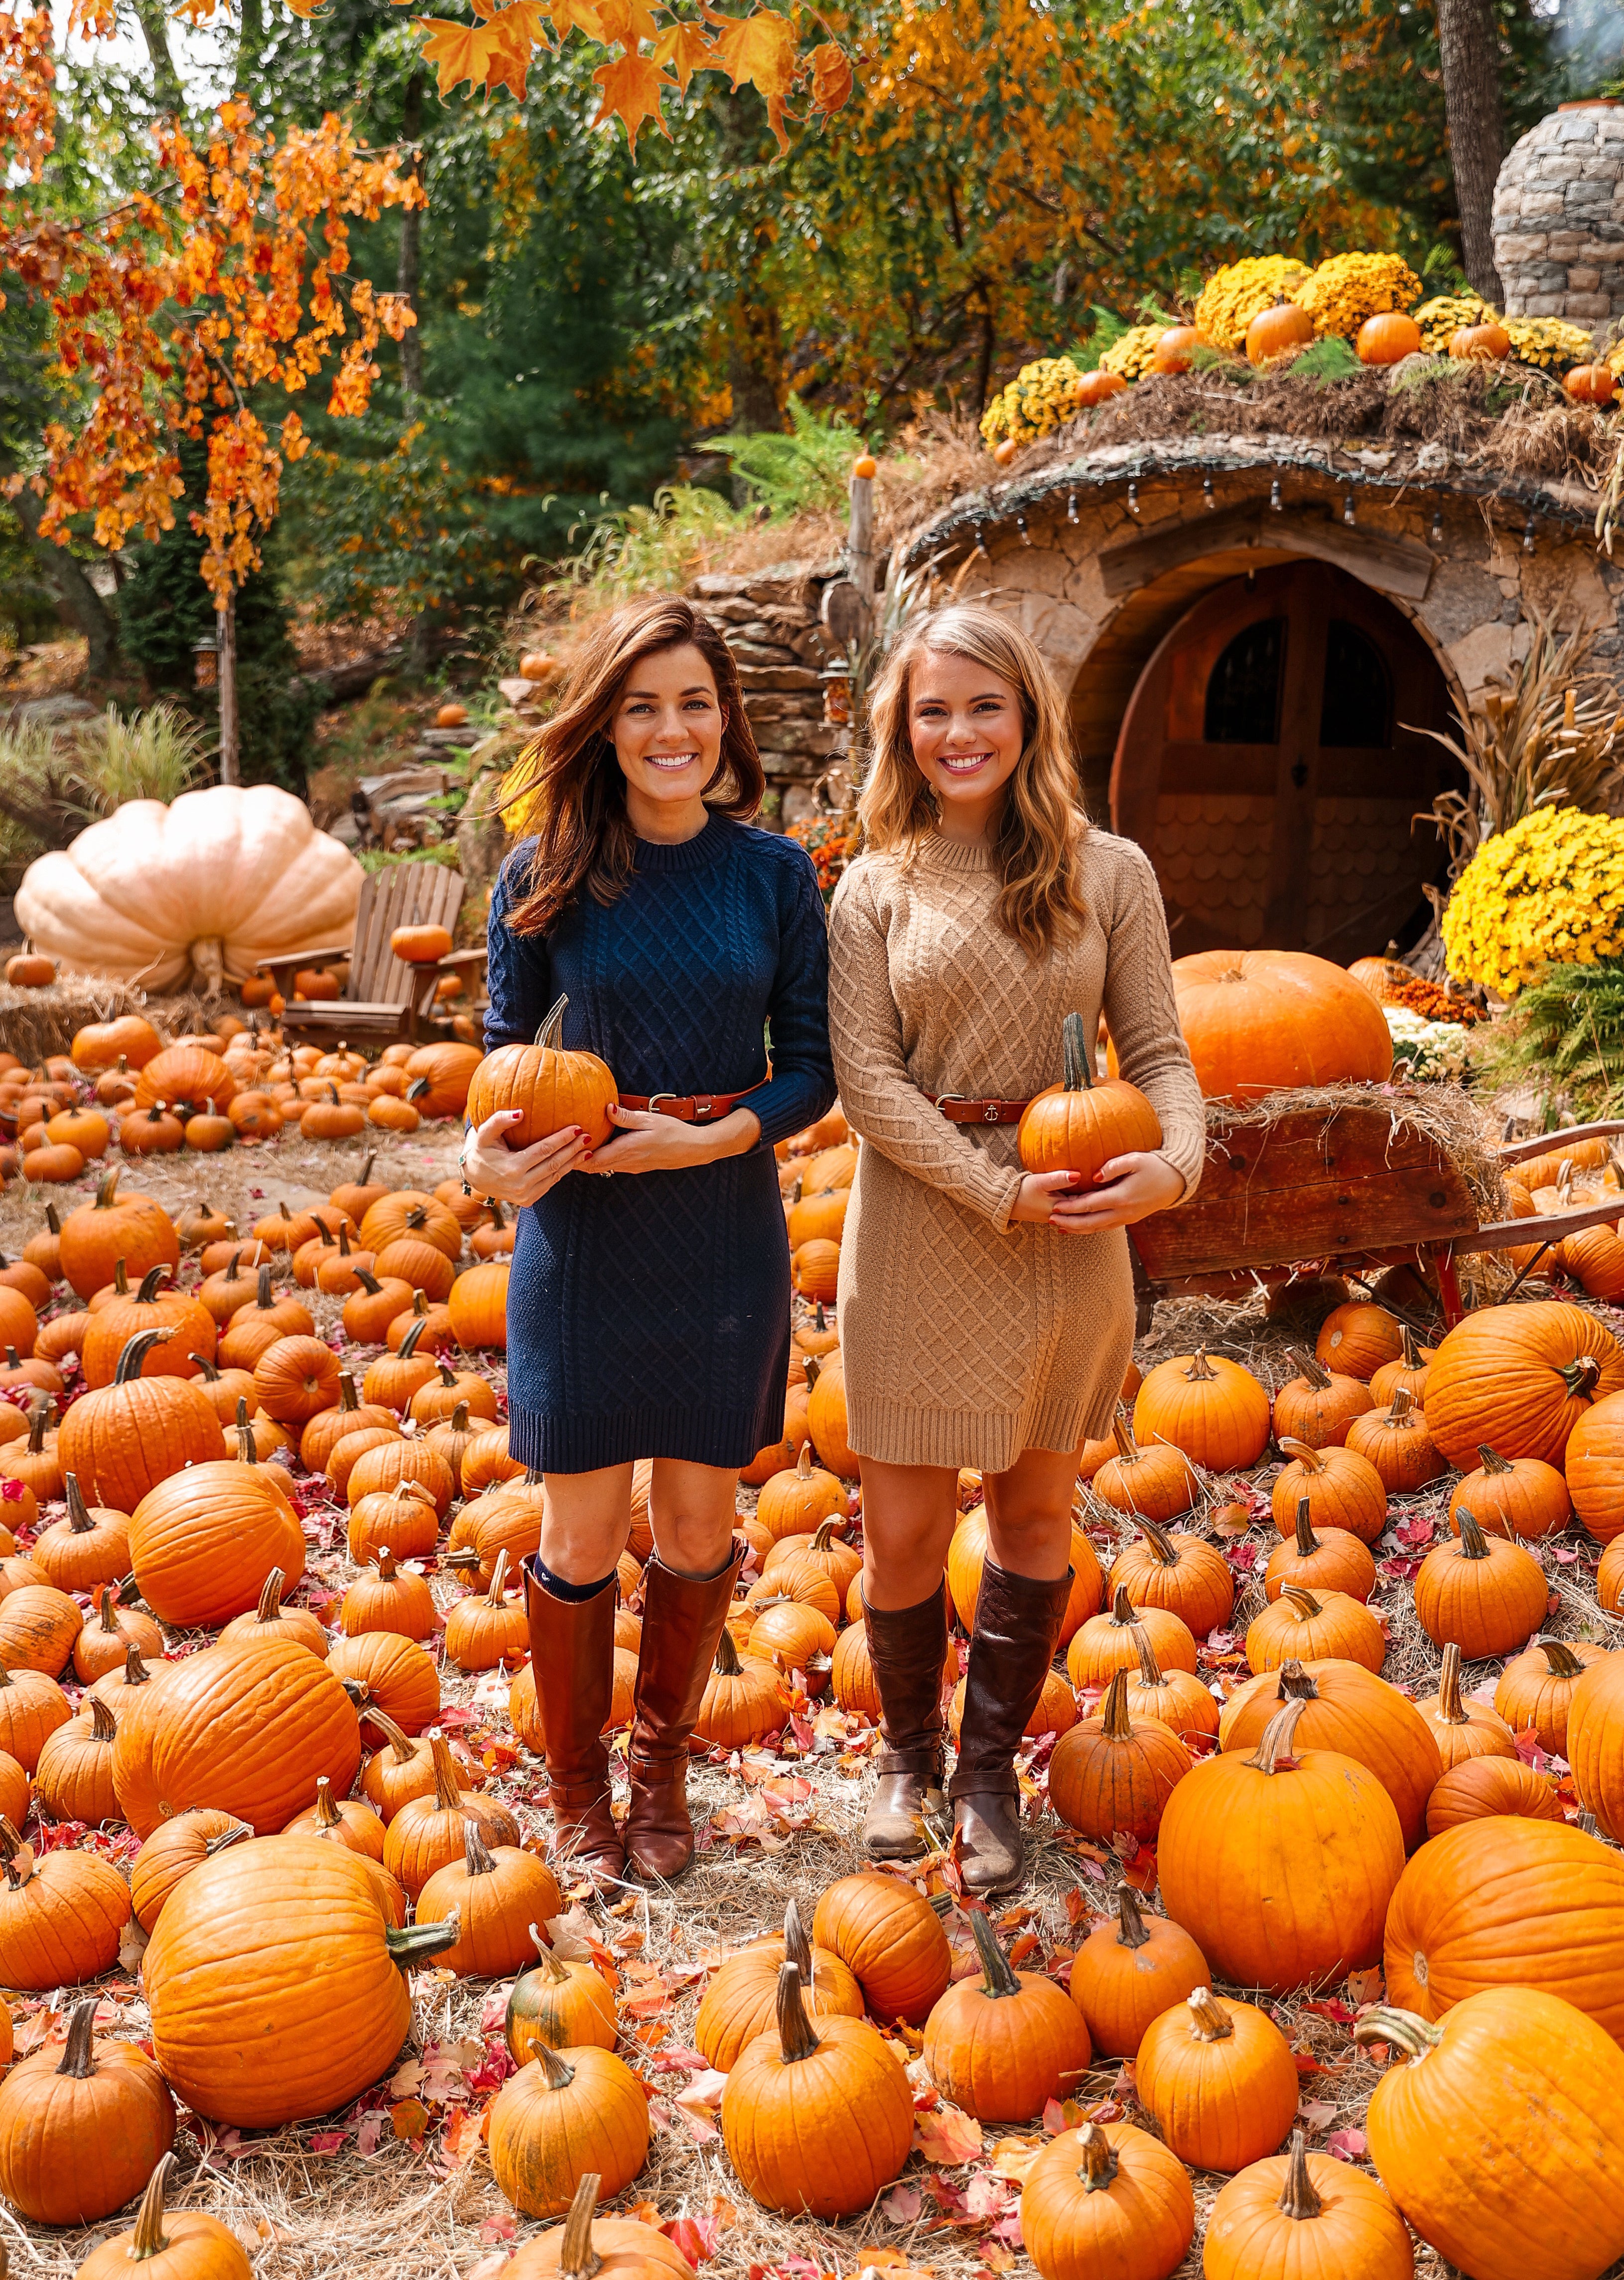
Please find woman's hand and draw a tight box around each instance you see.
[462,1109,589,1207]
[581,1102,761,1176]
[1011,1151,1186,1232]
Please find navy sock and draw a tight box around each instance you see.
[536,1561,617,1603]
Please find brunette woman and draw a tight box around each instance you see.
[827,604,1203,1897]
[461,595,834,1884]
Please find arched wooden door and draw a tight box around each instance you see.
[1108,562,1455,958]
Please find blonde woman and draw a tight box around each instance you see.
[827,603,1204,1896]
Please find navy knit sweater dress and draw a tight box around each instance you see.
[485,812,836,1473]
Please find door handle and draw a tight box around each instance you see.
[1290,759,1308,789]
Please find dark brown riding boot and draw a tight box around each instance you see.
[950,1559,1072,1899]
[522,1557,625,1885]
[861,1585,950,1859]
[624,1537,748,1882]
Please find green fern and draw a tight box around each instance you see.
[1483,959,1624,1116]
[710,397,859,520]
[1290,336,1363,385]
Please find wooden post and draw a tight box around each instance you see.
[217,599,239,785]
[848,470,875,613]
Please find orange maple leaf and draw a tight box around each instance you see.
[591,49,676,152]
[805,39,852,120]
[595,0,661,44]
[703,5,795,150]
[547,0,607,39]
[650,18,716,90]
[415,14,501,96]
[275,0,328,16]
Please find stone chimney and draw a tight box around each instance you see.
[1491,98,1624,325]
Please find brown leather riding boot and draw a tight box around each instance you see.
[861,1585,950,1859]
[523,1557,625,1886]
[950,1559,1072,1899]
[624,1537,747,1882]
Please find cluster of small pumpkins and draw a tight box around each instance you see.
[0,1009,486,1186]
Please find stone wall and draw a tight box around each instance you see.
[689,564,839,831]
[1492,100,1624,324]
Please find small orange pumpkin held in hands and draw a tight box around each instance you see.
[467,993,618,1151]
[1018,1011,1162,1185]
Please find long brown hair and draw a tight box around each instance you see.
[499,595,765,938]
[860,604,1088,957]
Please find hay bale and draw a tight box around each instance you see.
[0,977,227,1066]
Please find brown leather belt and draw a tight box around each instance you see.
[619,1081,766,1125]
[937,1094,1032,1126]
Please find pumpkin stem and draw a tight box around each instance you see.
[234,1396,258,1465]
[1281,1585,1325,1621]
[135,1263,170,1303]
[1186,1986,1235,2042]
[436,1361,458,1389]
[113,1327,168,1384]
[1455,1507,1491,1561]
[528,1924,569,1982]
[1434,1640,1466,1724]
[486,1548,512,1607]
[256,1262,273,1308]
[1098,1667,1134,1741]
[374,1546,399,1580]
[255,1568,285,1623]
[1274,1659,1320,1704]
[783,1897,811,1978]
[119,1643,152,1686]
[803,1353,820,1392]
[1285,1347,1331,1393]
[338,1224,352,1258]
[1075,2121,1119,2191]
[362,1706,418,1766]
[1247,1698,1309,1773]
[970,1907,1023,1999]
[1579,1809,1600,1839]
[557,2174,605,2280]
[56,1995,100,2078]
[128,2151,178,2259]
[1293,1497,1320,1558]
[353,1267,383,1295]
[1537,1637,1585,1677]
[448,1400,471,1435]
[775,1961,822,2065]
[385,1913,463,1969]
[811,1518,840,1551]
[1277,2130,1323,2221]
[337,1373,360,1415]
[793,1442,814,1482]
[63,1473,93,1535]
[428,1729,462,1813]
[1129,1622,1165,1688]
[399,1316,427,1361]
[1184,1347,1218,1382]
[1477,1444,1513,1475]
[190,1354,220,1380]
[1277,1436,1325,1475]
[1138,1517,1177,1567]
[1560,1353,1603,1400]
[24,1399,48,1453]
[204,1819,250,1857]
[713,1627,743,1678]
[1114,1883,1150,1951]
[1352,2007,1442,2062]
[112,1258,130,1296]
[534,2042,579,2091]
[1060,1010,1093,1093]
[1109,1412,1139,1463]
[1108,1583,1136,1628]
[1384,1385,1415,1427]
[464,1819,497,1877]
[96,1586,120,1636]
[93,1168,124,1212]
[312,1776,342,1832]
[88,1691,118,1743]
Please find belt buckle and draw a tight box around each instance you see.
[935,1093,970,1114]
[646,1091,680,1120]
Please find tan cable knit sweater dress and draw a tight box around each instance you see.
[827,827,1206,1472]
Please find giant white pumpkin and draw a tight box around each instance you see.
[15,785,362,992]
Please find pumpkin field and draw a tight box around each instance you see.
[0,962,1620,2280]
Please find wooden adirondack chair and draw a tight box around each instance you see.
[257,864,487,1048]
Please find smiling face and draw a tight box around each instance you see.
[907,647,1027,831]
[611,641,727,833]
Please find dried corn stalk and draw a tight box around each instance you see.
[1418,612,1624,875]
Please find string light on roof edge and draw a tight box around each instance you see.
[1523,513,1538,554]
[1430,506,1444,546]
[1203,477,1215,511]
[1127,482,1139,517]
[1269,478,1283,513]
[1343,493,1357,526]
[1016,513,1032,546]
[1067,491,1080,524]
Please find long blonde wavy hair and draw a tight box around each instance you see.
[860,604,1088,956]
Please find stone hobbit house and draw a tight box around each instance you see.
[690,100,1624,966]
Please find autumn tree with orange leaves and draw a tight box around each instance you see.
[0,0,850,771]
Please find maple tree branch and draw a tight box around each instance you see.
[1004,177,1129,265]
[0,454,120,679]
[130,0,185,120]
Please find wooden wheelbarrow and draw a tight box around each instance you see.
[1127,1100,1624,1335]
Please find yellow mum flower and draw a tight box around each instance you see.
[1443,807,1624,997]
[1098,324,1165,382]
[979,355,1088,446]
[1291,252,1423,340]
[1413,293,1492,353]
[1503,317,1599,373]
[1193,257,1313,354]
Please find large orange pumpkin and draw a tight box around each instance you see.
[129,1457,304,1628]
[1382,1814,1624,2040]
[57,1329,224,1511]
[812,1872,951,2024]
[1424,1300,1624,1468]
[1566,1651,1624,1840]
[1562,1390,1624,1543]
[1154,949,1393,1100]
[1218,1657,1440,1851]
[57,1169,180,1300]
[1157,1698,1404,1993]
[1132,1348,1270,1470]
